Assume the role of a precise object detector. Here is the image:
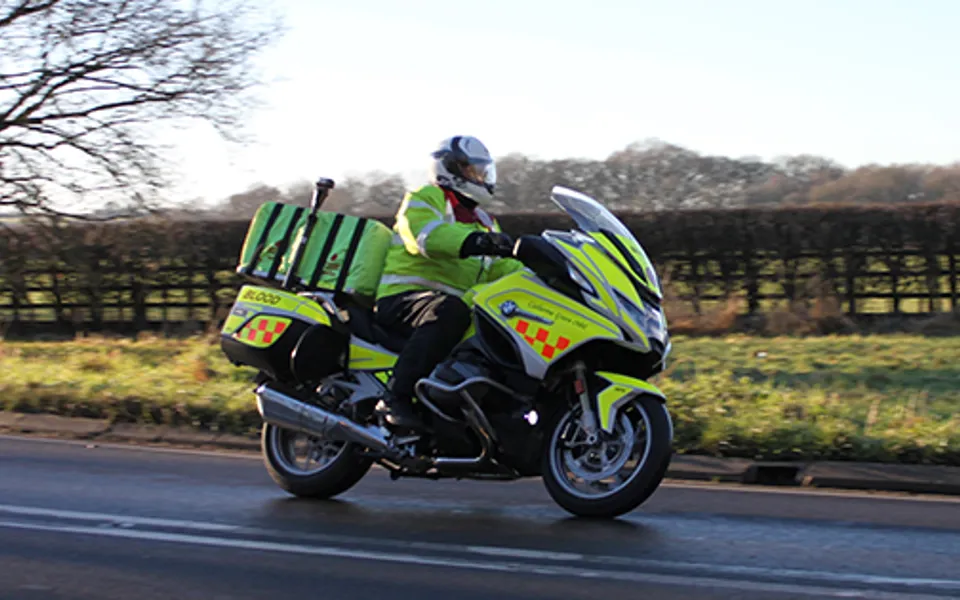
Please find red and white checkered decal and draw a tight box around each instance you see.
[514,319,571,359]
[236,316,290,347]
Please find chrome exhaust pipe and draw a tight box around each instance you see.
[255,383,392,453]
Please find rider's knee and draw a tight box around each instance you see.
[435,294,471,329]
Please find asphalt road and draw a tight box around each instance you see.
[1,436,959,599]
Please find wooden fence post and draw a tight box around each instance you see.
[4,208,960,334]
[744,253,759,314]
[949,254,958,312]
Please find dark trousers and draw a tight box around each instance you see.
[375,290,472,400]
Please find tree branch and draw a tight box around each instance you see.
[0,0,60,28]
[0,0,283,216]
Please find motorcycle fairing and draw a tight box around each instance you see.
[348,339,398,371]
[223,285,401,374]
[547,186,669,353]
[472,269,622,380]
[222,285,332,343]
[594,371,668,434]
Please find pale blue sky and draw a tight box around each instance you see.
[163,0,960,205]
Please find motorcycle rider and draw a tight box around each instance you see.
[373,135,525,432]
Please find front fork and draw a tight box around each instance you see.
[573,361,601,445]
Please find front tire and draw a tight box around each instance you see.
[261,423,373,499]
[541,395,673,518]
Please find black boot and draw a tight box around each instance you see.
[374,392,427,433]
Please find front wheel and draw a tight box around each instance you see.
[541,395,673,518]
[261,423,373,499]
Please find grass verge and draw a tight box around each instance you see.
[1,334,958,465]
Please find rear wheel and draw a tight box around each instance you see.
[541,395,672,518]
[261,423,373,499]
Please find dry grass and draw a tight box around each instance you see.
[759,276,858,335]
[664,297,744,335]
[761,296,858,336]
[657,274,960,337]
[659,273,745,335]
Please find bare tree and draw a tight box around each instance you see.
[0,0,283,218]
[337,171,406,214]
[808,165,928,205]
[222,182,283,218]
[921,164,960,203]
[210,179,360,219]
[279,179,360,214]
[282,179,314,207]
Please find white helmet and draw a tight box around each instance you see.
[428,135,496,205]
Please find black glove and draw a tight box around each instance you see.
[460,232,515,258]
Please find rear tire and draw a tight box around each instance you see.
[261,423,373,499]
[541,395,672,519]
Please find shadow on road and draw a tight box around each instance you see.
[250,496,663,550]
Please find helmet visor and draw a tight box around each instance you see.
[461,160,496,189]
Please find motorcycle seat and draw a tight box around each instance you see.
[342,302,407,354]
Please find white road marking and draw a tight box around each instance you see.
[0,518,950,600]
[478,545,960,590]
[1,504,959,597]
[465,545,582,561]
[0,504,239,532]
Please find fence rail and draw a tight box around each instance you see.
[3,254,958,335]
[2,203,960,334]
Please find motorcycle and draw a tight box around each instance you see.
[219,180,674,519]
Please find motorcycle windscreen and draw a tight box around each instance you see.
[550,186,662,299]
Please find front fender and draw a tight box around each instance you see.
[594,371,666,434]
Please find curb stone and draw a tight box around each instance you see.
[0,413,259,452]
[0,412,111,437]
[2,413,959,497]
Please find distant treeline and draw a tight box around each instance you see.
[198,140,960,219]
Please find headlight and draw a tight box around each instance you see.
[615,290,667,343]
